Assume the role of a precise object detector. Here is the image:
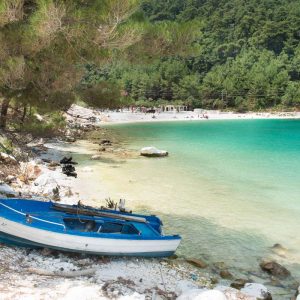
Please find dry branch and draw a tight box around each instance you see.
[26,267,97,278]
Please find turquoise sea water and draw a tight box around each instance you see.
[102,120,300,277]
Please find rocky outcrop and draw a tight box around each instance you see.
[260,260,290,278]
[140,147,168,157]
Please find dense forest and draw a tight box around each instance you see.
[0,0,300,131]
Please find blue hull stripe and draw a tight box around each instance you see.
[0,232,174,257]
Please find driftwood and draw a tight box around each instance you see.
[27,267,97,278]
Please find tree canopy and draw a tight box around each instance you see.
[1,0,299,131]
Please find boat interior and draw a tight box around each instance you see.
[63,218,140,234]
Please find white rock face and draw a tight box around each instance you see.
[241,283,270,299]
[32,173,59,196]
[140,147,168,157]
[177,289,226,300]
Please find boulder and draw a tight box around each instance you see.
[186,258,208,269]
[241,283,272,300]
[0,183,17,197]
[140,147,168,157]
[260,260,290,278]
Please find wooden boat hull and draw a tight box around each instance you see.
[0,199,181,257]
[0,217,179,256]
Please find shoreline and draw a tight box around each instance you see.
[97,110,300,125]
[66,104,300,127]
[0,107,299,299]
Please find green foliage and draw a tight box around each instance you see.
[15,112,67,138]
[92,0,300,110]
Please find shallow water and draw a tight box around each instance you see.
[74,120,300,282]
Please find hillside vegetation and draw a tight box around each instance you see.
[0,0,299,132]
[99,0,300,111]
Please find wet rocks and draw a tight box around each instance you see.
[271,243,288,257]
[100,139,112,146]
[186,258,208,269]
[260,260,290,278]
[60,157,78,178]
[230,278,248,289]
[62,165,77,178]
[220,269,233,280]
[140,147,168,157]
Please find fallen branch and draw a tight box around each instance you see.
[26,267,97,278]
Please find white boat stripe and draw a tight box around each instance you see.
[0,202,65,228]
[0,217,180,254]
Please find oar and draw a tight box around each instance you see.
[52,203,147,223]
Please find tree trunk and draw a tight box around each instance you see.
[0,99,10,129]
[21,104,27,124]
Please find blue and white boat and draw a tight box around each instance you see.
[0,198,181,257]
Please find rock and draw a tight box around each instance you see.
[100,139,111,145]
[66,136,76,143]
[241,283,272,300]
[271,243,288,257]
[5,175,16,183]
[62,165,77,178]
[42,158,52,163]
[186,258,208,269]
[33,174,60,196]
[60,156,78,165]
[215,286,255,300]
[25,163,42,180]
[0,152,17,164]
[0,183,17,197]
[48,161,60,167]
[220,269,233,279]
[99,147,106,152]
[91,155,101,160]
[260,260,290,278]
[230,278,248,289]
[177,289,226,300]
[140,147,168,157]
